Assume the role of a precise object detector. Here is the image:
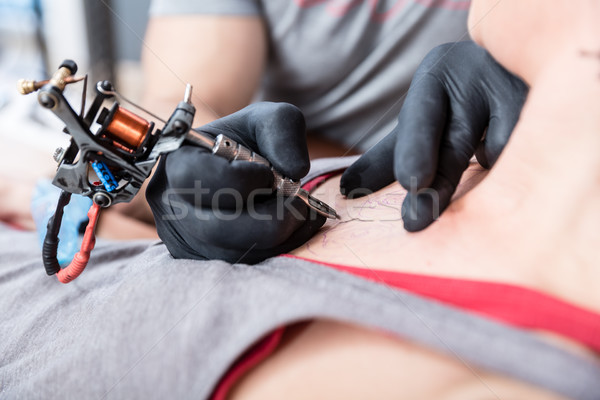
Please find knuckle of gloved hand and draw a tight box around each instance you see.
[448,132,480,157]
[394,157,434,191]
[424,42,455,64]
[255,102,305,132]
[271,102,304,123]
[255,103,310,180]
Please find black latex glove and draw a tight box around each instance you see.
[146,102,326,264]
[340,41,528,232]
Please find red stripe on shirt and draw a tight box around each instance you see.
[283,254,600,353]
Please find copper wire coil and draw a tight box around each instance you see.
[103,106,150,150]
[109,140,134,153]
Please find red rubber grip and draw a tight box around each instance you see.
[57,203,101,284]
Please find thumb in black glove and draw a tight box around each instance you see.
[340,41,528,231]
[146,102,326,264]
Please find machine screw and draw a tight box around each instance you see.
[93,192,112,208]
[173,120,188,135]
[53,147,65,163]
[38,92,56,109]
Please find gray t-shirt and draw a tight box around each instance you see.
[1,223,600,399]
[149,0,470,151]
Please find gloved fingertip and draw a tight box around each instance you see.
[403,216,434,232]
[475,144,492,169]
[401,192,439,232]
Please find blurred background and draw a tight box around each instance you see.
[0,0,151,169]
[0,0,150,97]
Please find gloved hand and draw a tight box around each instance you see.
[340,41,528,231]
[146,102,326,264]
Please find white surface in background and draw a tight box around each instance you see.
[0,1,145,181]
[0,0,71,180]
[40,0,90,78]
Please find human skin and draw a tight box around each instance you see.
[229,1,600,398]
[294,167,600,314]
[293,164,489,277]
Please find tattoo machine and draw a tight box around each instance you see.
[18,60,339,284]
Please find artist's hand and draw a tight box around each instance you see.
[340,41,528,231]
[146,102,325,264]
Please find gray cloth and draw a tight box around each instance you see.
[149,0,470,151]
[303,154,360,183]
[1,223,600,400]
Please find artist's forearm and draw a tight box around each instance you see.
[142,15,267,126]
[96,208,158,240]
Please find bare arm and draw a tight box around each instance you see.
[142,14,267,125]
[115,14,268,225]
